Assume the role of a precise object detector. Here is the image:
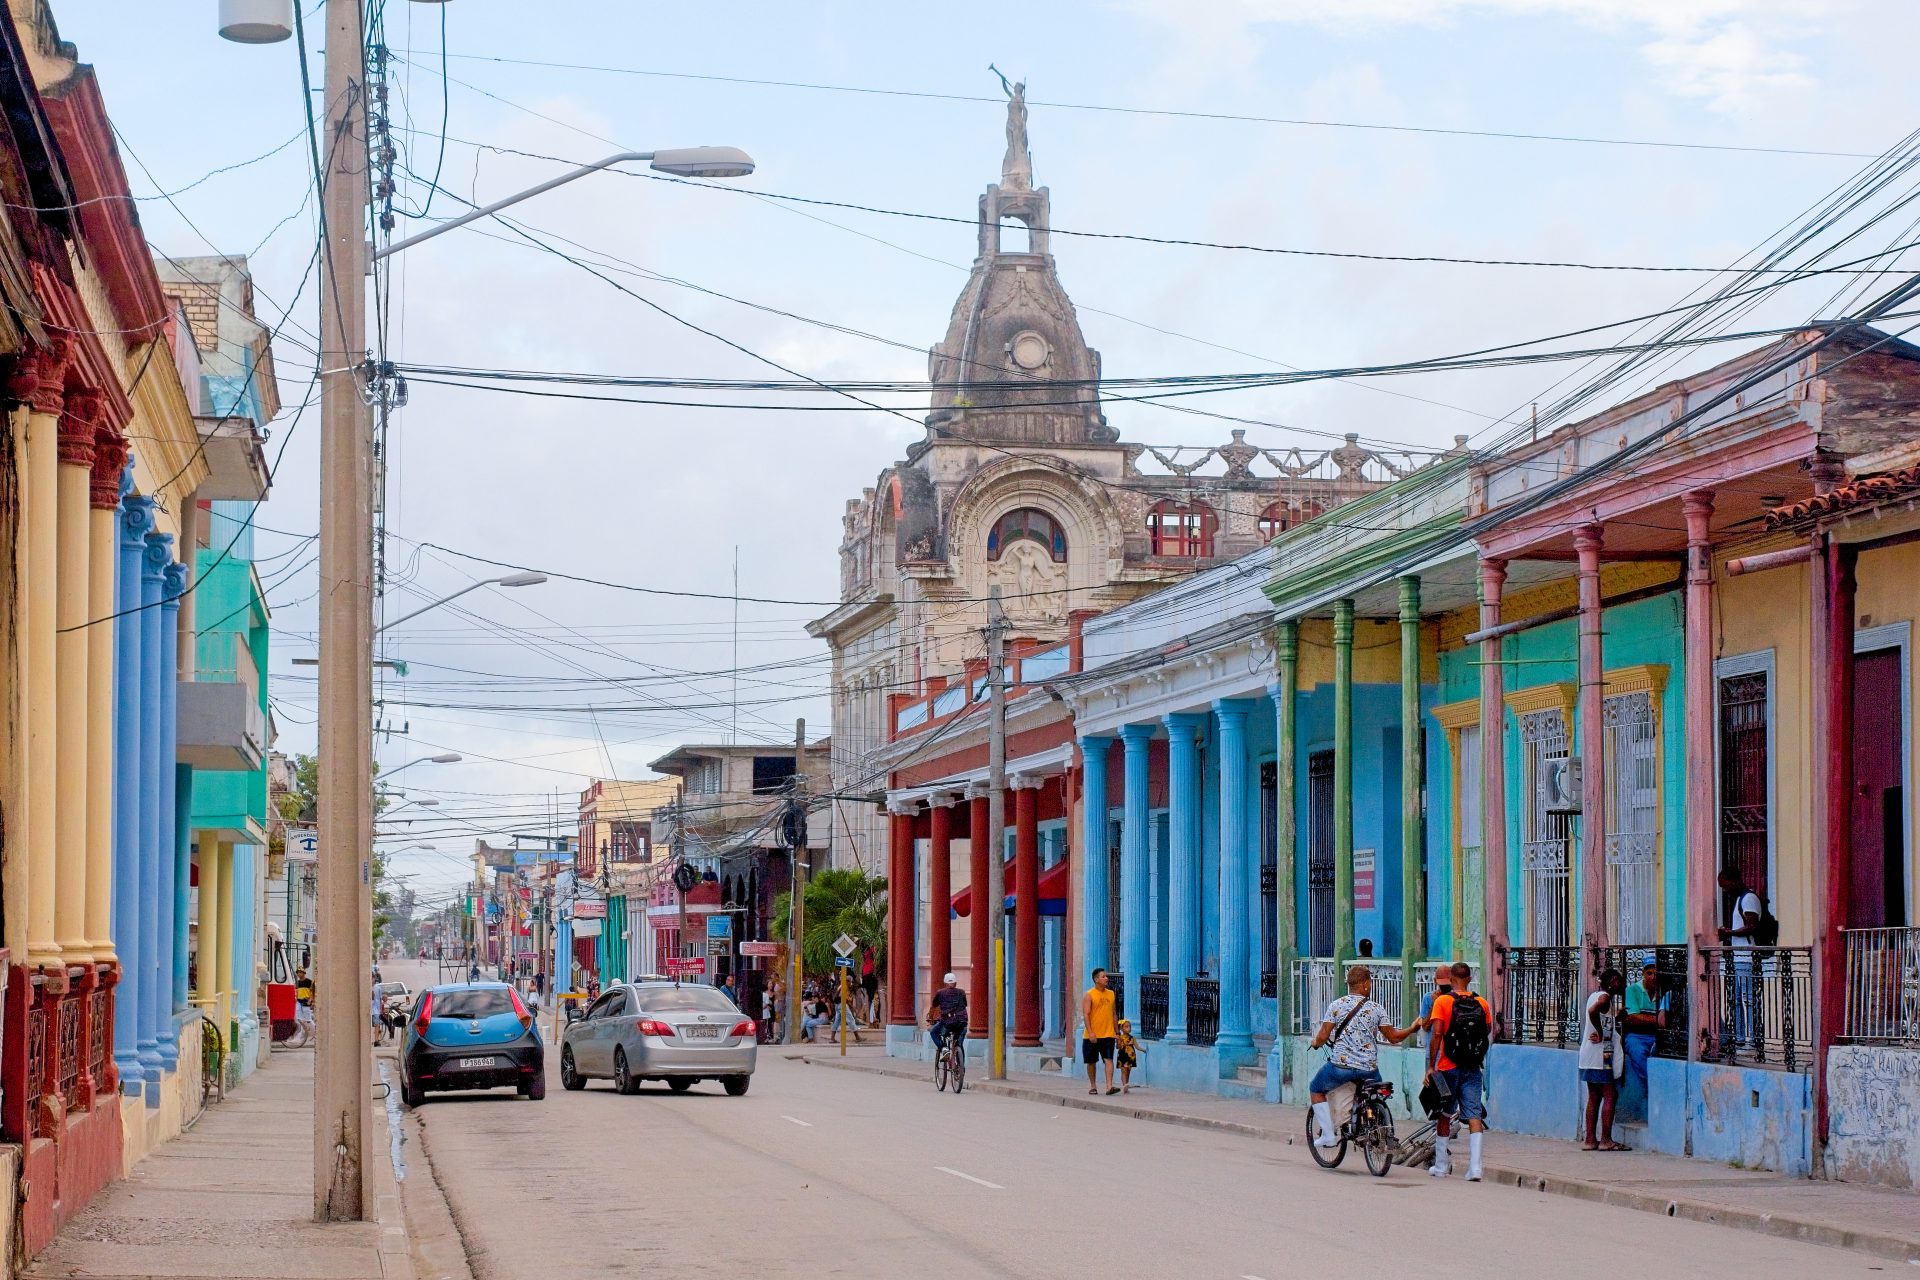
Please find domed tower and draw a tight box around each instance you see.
[924,81,1115,449]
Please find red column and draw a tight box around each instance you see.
[927,800,954,994]
[1816,536,1857,1144]
[1013,781,1041,1047]
[1478,556,1510,1030]
[968,792,990,1036]
[887,809,915,1027]
[1682,492,1717,1059]
[1574,524,1608,991]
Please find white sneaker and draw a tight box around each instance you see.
[1466,1131,1484,1182]
[1430,1134,1451,1177]
[1311,1101,1340,1148]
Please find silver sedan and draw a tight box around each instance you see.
[559,981,757,1096]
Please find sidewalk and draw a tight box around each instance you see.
[24,1048,415,1280]
[797,1045,1920,1264]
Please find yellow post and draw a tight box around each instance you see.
[54,394,98,962]
[84,431,124,959]
[22,347,65,971]
[838,965,850,1057]
[990,937,1006,1079]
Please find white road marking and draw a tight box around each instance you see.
[781,1115,813,1127]
[935,1166,1004,1190]
[1243,1274,1270,1279]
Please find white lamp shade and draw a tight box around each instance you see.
[219,0,293,43]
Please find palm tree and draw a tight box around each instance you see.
[770,867,887,980]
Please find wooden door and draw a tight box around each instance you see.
[1852,649,1907,927]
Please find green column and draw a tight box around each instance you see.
[1398,576,1426,1026]
[1272,621,1299,1040]
[1333,598,1356,966]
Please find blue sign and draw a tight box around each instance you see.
[706,914,732,940]
[833,955,855,968]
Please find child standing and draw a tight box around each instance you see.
[1115,1018,1139,1094]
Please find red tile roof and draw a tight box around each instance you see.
[1765,465,1920,529]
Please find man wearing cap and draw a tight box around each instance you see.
[926,972,969,1058]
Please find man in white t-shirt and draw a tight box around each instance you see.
[1716,868,1765,1048]
[1307,965,1418,1148]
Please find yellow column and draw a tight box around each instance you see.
[86,428,127,960]
[215,841,235,1033]
[196,836,220,1016]
[1,390,28,962]
[54,390,100,962]
[23,341,68,972]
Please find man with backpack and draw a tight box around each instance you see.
[1716,868,1774,1051]
[1425,960,1491,1181]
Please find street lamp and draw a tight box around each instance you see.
[378,573,547,634]
[375,753,461,782]
[376,149,757,260]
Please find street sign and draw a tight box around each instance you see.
[832,933,857,958]
[571,900,607,920]
[664,956,705,975]
[739,941,780,958]
[287,827,318,863]
[706,914,732,940]
[833,955,855,969]
[706,938,730,957]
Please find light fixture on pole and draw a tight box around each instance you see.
[377,573,547,633]
[374,753,461,782]
[218,0,292,43]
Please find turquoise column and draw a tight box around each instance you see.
[1079,736,1114,973]
[1397,576,1426,1026]
[1118,724,1154,991]
[111,485,151,1093]
[1164,712,1205,1042]
[1332,598,1356,966]
[172,765,193,1019]
[156,560,184,1061]
[1215,699,1255,1051]
[135,532,168,1086]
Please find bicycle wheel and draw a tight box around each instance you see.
[1359,1102,1396,1178]
[1305,1102,1346,1168]
[950,1049,966,1095]
[935,1049,950,1092]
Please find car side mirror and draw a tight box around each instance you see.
[565,1004,581,1025]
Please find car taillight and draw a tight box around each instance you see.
[637,1019,675,1037]
[414,991,433,1037]
[509,987,532,1032]
[730,1019,755,1038]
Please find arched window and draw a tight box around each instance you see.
[1147,500,1217,558]
[1258,502,1294,540]
[986,507,1068,562]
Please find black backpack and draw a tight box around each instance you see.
[1752,895,1781,947]
[1443,993,1490,1070]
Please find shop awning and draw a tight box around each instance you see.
[949,857,1068,918]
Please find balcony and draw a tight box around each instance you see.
[1501,946,1582,1048]
[177,632,266,772]
[1699,945,1814,1072]
[1842,927,1920,1047]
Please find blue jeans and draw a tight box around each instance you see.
[1309,1061,1381,1096]
[929,1021,965,1054]
[1438,1066,1486,1122]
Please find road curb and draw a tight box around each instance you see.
[802,1055,1920,1264]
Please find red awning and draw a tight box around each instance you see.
[949,857,1068,917]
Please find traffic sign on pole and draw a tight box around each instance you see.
[832,955,855,969]
[832,933,856,958]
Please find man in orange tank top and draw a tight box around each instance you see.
[1081,968,1119,1095]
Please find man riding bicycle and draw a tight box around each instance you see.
[925,972,968,1055]
[1308,964,1417,1148]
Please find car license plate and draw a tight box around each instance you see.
[455,1056,496,1070]
[684,1025,721,1039]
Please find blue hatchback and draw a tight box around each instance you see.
[399,983,545,1105]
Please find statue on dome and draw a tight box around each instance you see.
[991,65,1032,191]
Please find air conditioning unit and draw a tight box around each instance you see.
[1543,757,1583,814]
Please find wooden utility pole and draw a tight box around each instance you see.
[314,0,373,1223]
[786,718,807,1043]
[986,589,1008,1080]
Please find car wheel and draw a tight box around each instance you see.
[560,1047,585,1092]
[403,1077,426,1108]
[723,1075,751,1097]
[522,1071,547,1101]
[614,1048,640,1096]
[667,1077,694,1094]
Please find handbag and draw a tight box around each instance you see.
[1419,1070,1453,1117]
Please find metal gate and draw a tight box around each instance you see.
[1520,708,1572,947]
[1308,750,1335,957]
[1259,762,1278,995]
[1604,690,1658,945]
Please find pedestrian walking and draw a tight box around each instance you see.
[861,953,879,1024]
[468,962,481,984]
[1115,1018,1138,1093]
[369,978,384,1042]
[1425,960,1492,1180]
[1081,968,1119,1096]
[1580,968,1629,1151]
[760,985,777,1043]
[292,968,316,1047]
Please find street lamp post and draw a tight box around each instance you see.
[378,573,546,634]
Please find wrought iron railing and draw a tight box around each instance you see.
[1289,957,1338,1035]
[1842,927,1920,1046]
[1363,963,1403,1022]
[55,988,80,1112]
[1698,946,1813,1072]
[26,979,47,1139]
[1185,976,1219,1047]
[1591,944,1689,1060]
[1108,972,1126,1025]
[1138,972,1169,1041]
[1501,946,1582,1047]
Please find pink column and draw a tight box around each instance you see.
[887,809,916,1027]
[1575,524,1609,989]
[1478,556,1509,1025]
[1682,492,1717,1057]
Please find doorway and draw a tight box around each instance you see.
[1853,647,1908,927]
[1308,750,1335,957]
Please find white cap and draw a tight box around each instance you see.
[943,972,958,984]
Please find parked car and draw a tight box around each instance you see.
[399,983,544,1106]
[560,981,756,1096]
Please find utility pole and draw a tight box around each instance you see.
[786,717,807,1044]
[986,588,1008,1080]
[314,0,373,1225]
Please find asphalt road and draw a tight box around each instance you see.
[387,963,1882,1280]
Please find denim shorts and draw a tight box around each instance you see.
[1439,1066,1486,1121]
[1309,1061,1381,1096]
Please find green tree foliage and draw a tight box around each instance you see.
[770,867,887,979]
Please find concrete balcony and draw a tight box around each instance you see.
[176,678,266,772]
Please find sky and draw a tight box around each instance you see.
[54,0,1920,899]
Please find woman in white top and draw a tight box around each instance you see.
[1578,968,1629,1151]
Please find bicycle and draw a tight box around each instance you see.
[931,1025,967,1094]
[200,1015,227,1106]
[1306,1078,1397,1176]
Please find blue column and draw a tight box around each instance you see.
[156,561,184,1060]
[1164,712,1205,1042]
[1079,736,1113,974]
[1118,724,1154,991]
[135,531,168,1086]
[173,764,193,1018]
[112,484,151,1094]
[1215,699,1255,1051]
